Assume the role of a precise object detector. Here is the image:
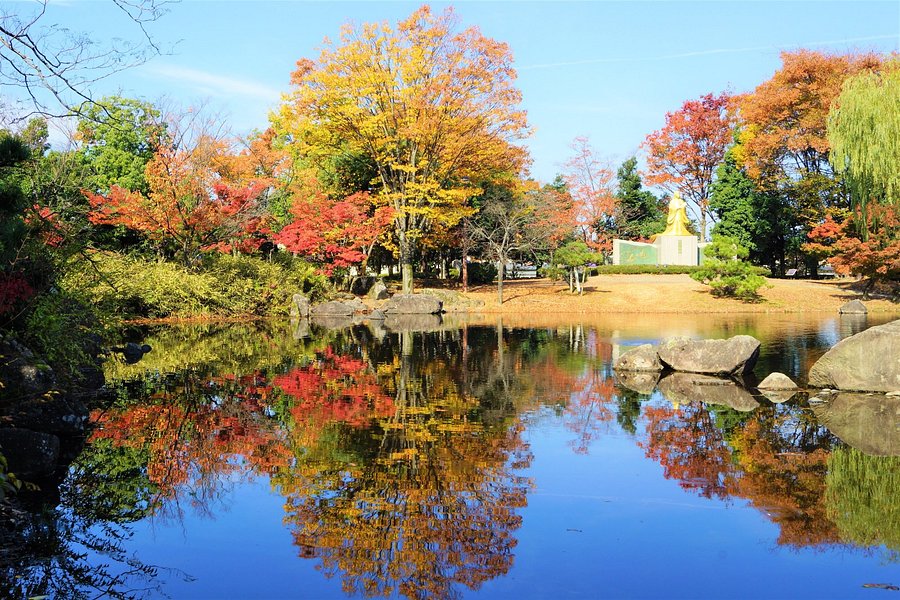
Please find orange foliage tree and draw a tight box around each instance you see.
[806,205,900,293]
[85,112,273,264]
[274,5,530,294]
[737,51,880,183]
[736,50,881,266]
[643,91,734,241]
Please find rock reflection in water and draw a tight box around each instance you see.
[657,372,760,412]
[614,370,659,395]
[812,393,900,456]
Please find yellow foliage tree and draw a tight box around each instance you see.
[273,5,530,293]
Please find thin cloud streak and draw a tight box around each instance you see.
[143,64,282,101]
[520,34,899,70]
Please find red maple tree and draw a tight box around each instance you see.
[274,187,393,276]
[643,91,735,240]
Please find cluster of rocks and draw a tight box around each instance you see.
[614,312,900,415]
[613,334,783,411]
[289,282,446,337]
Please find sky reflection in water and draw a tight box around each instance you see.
[10,314,900,599]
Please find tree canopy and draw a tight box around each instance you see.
[274,5,530,293]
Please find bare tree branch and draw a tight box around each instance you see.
[0,0,174,120]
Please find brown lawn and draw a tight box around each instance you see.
[426,274,900,316]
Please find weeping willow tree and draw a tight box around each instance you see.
[827,61,900,225]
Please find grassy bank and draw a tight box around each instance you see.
[436,274,900,315]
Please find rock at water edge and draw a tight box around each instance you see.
[808,319,900,392]
[757,372,798,391]
[657,335,761,376]
[381,294,443,315]
[613,344,662,372]
[310,300,355,317]
[290,293,311,318]
[839,299,867,315]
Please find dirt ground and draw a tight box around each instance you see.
[425,274,900,316]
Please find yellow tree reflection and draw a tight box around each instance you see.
[274,331,533,599]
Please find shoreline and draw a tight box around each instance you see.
[433,274,900,315]
[121,275,900,326]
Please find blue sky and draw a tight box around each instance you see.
[29,1,900,182]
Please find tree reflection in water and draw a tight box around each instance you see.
[7,320,900,598]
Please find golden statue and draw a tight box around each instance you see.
[658,190,692,237]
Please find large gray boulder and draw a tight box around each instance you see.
[811,392,900,456]
[613,344,662,372]
[839,299,867,314]
[310,300,355,317]
[289,293,310,318]
[808,319,900,392]
[657,335,761,376]
[369,279,391,301]
[657,372,760,412]
[381,294,443,315]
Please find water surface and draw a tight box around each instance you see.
[6,313,900,599]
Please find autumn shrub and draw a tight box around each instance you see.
[67,251,327,320]
[204,253,327,314]
[23,289,103,380]
[690,236,770,301]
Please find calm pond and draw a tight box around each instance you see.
[7,313,900,599]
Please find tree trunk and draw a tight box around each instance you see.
[568,268,574,293]
[399,231,414,294]
[462,255,468,292]
[497,259,505,305]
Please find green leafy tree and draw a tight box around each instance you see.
[614,156,665,239]
[691,235,770,301]
[555,241,602,295]
[709,149,790,274]
[76,96,164,194]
